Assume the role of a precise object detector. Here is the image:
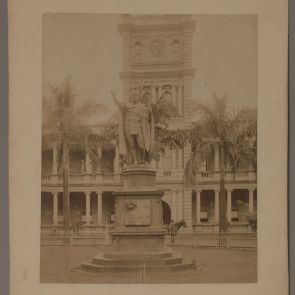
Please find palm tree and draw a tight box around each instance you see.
[42,78,111,230]
[184,93,257,232]
[147,91,180,160]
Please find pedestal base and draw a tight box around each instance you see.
[76,249,194,272]
[75,167,194,273]
[75,229,193,273]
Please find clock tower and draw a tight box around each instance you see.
[118,14,195,123]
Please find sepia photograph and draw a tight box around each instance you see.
[40,13,258,284]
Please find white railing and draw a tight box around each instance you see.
[41,173,122,186]
[198,171,215,181]
[196,171,256,183]
[190,232,257,249]
[40,232,109,246]
[40,230,257,249]
[42,175,51,181]
[41,170,256,186]
[156,170,185,183]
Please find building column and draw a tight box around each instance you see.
[85,191,91,225]
[178,85,183,116]
[214,189,219,223]
[183,77,192,117]
[53,192,58,225]
[178,190,183,220]
[196,190,201,223]
[227,189,232,222]
[183,144,191,167]
[179,148,183,170]
[114,144,120,173]
[171,148,175,170]
[85,150,92,174]
[214,143,220,171]
[183,189,193,229]
[96,146,102,173]
[158,156,163,175]
[52,144,58,174]
[97,191,103,224]
[173,86,178,110]
[171,190,177,221]
[249,188,254,213]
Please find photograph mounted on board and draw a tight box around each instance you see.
[40,13,257,283]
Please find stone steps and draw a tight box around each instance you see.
[74,251,194,273]
[90,252,183,266]
[102,249,173,260]
[76,258,194,273]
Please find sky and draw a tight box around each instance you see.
[43,14,257,122]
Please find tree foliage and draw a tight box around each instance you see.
[42,78,112,172]
[183,93,257,232]
[42,78,112,228]
[184,94,257,185]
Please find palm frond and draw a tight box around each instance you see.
[149,95,178,126]
[184,140,213,186]
[42,78,115,165]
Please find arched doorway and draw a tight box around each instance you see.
[162,201,171,225]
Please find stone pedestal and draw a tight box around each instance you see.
[76,166,193,272]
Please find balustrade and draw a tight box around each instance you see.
[41,173,122,186]
[195,171,256,182]
[41,169,256,186]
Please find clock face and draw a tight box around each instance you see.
[148,39,166,59]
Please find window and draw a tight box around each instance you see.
[163,148,172,171]
[134,41,142,62]
[181,148,185,169]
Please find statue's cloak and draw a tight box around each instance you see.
[118,106,129,161]
[118,103,154,164]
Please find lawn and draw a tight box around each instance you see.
[40,245,256,284]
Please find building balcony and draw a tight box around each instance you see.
[41,173,122,187]
[195,170,256,183]
[156,169,256,184]
[41,171,186,187]
[41,170,256,187]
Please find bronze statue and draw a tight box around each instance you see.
[111,88,154,166]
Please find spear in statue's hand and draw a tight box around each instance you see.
[111,90,124,111]
[111,90,116,101]
[111,90,119,106]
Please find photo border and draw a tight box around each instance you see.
[8,1,288,294]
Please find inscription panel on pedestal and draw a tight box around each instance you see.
[124,199,151,225]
